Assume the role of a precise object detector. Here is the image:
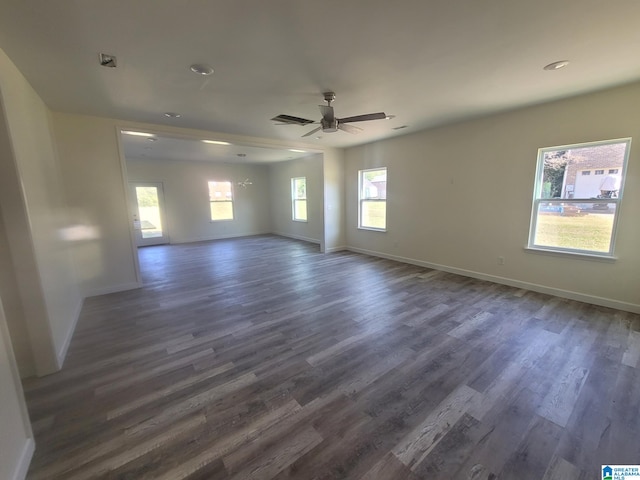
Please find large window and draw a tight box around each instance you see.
[292,177,307,221]
[208,181,234,221]
[528,139,630,256]
[358,167,387,231]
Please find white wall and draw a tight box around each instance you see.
[127,157,271,243]
[322,148,346,252]
[52,113,141,297]
[0,297,34,480]
[0,47,82,376]
[269,154,324,247]
[345,81,640,312]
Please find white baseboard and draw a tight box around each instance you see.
[347,246,640,314]
[171,231,272,245]
[325,245,347,253]
[272,232,321,245]
[12,437,34,480]
[84,281,142,298]
[56,296,85,369]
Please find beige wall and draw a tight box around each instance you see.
[345,81,640,312]
[0,297,34,480]
[52,113,142,297]
[127,157,271,243]
[0,47,82,376]
[269,154,324,247]
[322,148,346,252]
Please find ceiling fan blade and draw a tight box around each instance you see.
[271,114,315,126]
[339,112,387,123]
[302,126,322,137]
[319,105,335,122]
[338,123,363,134]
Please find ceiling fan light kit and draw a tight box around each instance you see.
[273,91,387,137]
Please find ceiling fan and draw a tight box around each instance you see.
[271,92,387,137]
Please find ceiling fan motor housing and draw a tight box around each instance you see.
[321,118,338,132]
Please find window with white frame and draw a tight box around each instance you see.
[292,177,307,221]
[358,167,387,230]
[528,138,630,256]
[208,181,234,221]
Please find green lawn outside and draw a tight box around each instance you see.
[361,201,386,229]
[534,212,614,252]
[294,200,307,221]
[210,201,234,220]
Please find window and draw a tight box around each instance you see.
[291,177,307,221]
[581,171,591,175]
[358,167,387,230]
[208,181,234,221]
[528,139,630,256]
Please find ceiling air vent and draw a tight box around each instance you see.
[99,53,117,68]
[271,114,315,126]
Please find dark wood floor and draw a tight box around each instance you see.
[23,235,640,479]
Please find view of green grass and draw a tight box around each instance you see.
[210,201,233,220]
[534,212,614,252]
[294,200,307,221]
[361,201,386,229]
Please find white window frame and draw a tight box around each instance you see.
[358,167,387,231]
[527,138,631,258]
[208,180,234,221]
[291,177,307,222]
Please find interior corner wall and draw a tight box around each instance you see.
[322,148,346,252]
[0,46,82,376]
[0,297,34,480]
[0,207,33,378]
[51,112,140,297]
[345,81,640,312]
[126,157,271,243]
[268,154,324,247]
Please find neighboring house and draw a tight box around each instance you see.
[562,143,626,199]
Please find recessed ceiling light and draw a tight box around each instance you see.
[122,130,155,137]
[202,139,231,145]
[147,137,157,142]
[393,125,408,130]
[385,115,396,120]
[543,60,570,71]
[315,136,322,139]
[288,149,305,153]
[164,112,181,118]
[190,63,214,76]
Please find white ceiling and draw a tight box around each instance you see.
[2,0,640,154]
[120,131,316,164]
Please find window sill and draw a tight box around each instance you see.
[524,246,617,262]
[358,226,387,233]
[292,219,308,223]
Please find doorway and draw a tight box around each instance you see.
[130,182,169,246]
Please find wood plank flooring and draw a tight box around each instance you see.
[23,235,640,479]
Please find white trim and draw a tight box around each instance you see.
[56,297,84,368]
[170,231,272,245]
[524,246,617,262]
[11,438,34,480]
[347,246,640,314]
[272,232,321,245]
[84,281,142,298]
[325,245,347,253]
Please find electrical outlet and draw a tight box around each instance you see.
[497,256,505,265]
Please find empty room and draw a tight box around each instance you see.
[0,2,639,480]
